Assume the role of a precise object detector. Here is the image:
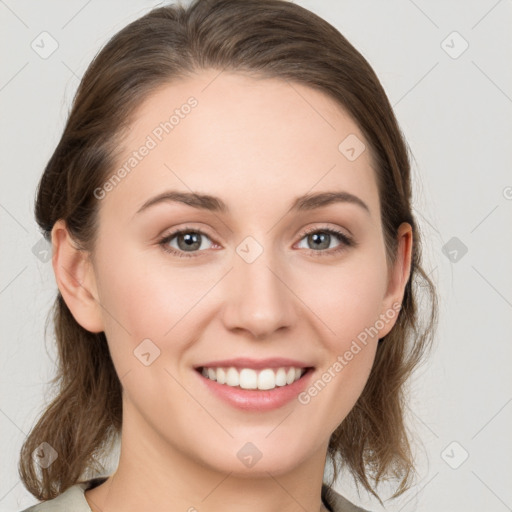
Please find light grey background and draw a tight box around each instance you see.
[1,1,511,511]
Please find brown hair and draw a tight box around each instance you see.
[20,0,438,504]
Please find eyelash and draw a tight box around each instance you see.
[157,225,355,259]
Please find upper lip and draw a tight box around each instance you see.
[195,358,313,370]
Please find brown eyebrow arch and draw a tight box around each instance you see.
[135,190,370,216]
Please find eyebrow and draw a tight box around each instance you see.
[135,190,370,217]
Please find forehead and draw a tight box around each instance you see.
[99,70,379,222]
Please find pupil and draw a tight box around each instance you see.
[310,232,329,250]
[179,232,200,251]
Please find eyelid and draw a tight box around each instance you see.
[298,224,352,242]
[159,223,215,240]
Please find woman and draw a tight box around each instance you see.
[18,0,438,511]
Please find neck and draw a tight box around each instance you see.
[85,400,330,512]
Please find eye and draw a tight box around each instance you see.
[158,227,216,258]
[296,226,354,255]
[158,225,355,259]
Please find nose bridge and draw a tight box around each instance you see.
[222,237,296,338]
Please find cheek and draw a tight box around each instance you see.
[92,244,174,352]
[298,251,389,347]
[293,252,387,413]
[92,255,212,414]
[93,243,223,364]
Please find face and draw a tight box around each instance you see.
[78,70,407,477]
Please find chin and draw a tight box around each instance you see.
[192,437,314,477]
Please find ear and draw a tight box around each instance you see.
[378,222,413,339]
[51,219,104,333]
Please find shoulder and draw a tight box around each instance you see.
[19,478,108,512]
[322,483,373,512]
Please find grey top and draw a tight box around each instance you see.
[20,477,371,512]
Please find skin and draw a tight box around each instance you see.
[52,69,412,512]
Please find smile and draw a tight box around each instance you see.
[199,366,306,391]
[194,357,314,411]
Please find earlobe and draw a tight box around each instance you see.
[378,222,413,339]
[51,219,104,333]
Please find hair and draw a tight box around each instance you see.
[19,0,438,504]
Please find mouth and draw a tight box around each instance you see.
[193,358,315,410]
[196,365,312,391]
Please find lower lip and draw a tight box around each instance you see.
[196,369,314,411]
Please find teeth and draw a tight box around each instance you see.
[226,367,239,386]
[200,366,305,390]
[275,368,287,387]
[216,367,226,384]
[258,369,275,390]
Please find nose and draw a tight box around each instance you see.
[220,245,297,340]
